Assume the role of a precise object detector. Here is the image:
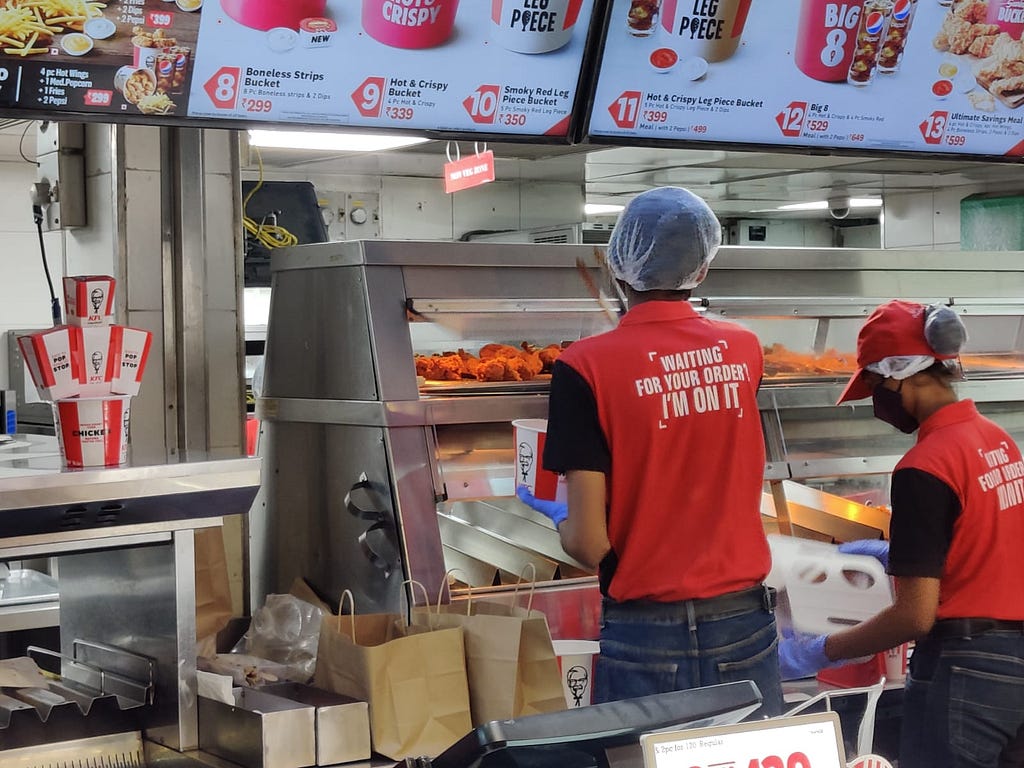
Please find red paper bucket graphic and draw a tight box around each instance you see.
[53,396,131,468]
[512,418,567,502]
[362,0,460,48]
[221,0,328,31]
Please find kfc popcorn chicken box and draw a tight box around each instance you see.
[52,396,132,468]
[513,419,567,503]
[17,327,79,401]
[63,275,116,326]
[110,327,154,397]
[72,326,117,397]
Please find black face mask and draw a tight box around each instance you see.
[872,383,919,434]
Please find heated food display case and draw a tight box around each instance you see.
[255,242,1024,639]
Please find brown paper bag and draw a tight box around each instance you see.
[313,590,472,760]
[194,527,234,644]
[412,577,566,726]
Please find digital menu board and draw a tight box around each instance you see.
[0,0,599,140]
[586,0,1024,158]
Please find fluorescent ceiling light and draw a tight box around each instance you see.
[777,200,829,211]
[776,198,883,212]
[585,203,625,215]
[248,130,430,152]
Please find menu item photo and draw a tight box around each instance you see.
[588,0,1024,157]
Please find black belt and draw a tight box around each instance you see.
[604,585,776,622]
[929,617,1024,640]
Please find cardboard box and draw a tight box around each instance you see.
[72,326,117,397]
[110,326,153,397]
[63,275,116,326]
[17,327,79,401]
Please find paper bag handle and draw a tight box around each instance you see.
[511,563,538,613]
[335,589,357,642]
[438,569,473,615]
[401,579,432,628]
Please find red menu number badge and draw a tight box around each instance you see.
[353,77,385,118]
[920,111,948,145]
[204,67,240,110]
[776,101,807,138]
[608,91,642,129]
[464,85,499,125]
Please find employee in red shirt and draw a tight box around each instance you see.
[518,187,782,715]
[781,300,1024,767]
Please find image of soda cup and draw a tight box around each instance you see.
[659,0,754,63]
[795,0,862,81]
[878,0,916,73]
[154,51,174,93]
[170,46,191,92]
[626,0,662,36]
[847,0,893,86]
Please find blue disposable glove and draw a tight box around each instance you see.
[778,632,837,681]
[838,539,890,570]
[516,485,568,527]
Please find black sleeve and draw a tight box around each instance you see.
[542,360,611,475]
[887,467,961,579]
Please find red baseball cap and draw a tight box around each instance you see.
[837,300,959,404]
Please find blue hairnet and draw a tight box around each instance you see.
[606,187,721,291]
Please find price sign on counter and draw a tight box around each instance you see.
[640,713,847,768]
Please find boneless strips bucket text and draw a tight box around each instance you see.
[362,0,460,48]
[53,396,131,468]
[552,640,600,707]
[512,419,567,503]
[491,0,584,54]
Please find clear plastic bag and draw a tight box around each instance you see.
[232,593,325,684]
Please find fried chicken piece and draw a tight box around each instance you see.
[979,56,1024,89]
[934,30,950,52]
[432,354,464,381]
[991,73,1024,102]
[479,343,522,360]
[476,358,518,382]
[970,33,1002,58]
[457,348,481,376]
[955,0,989,24]
[518,343,544,376]
[537,344,564,372]
[991,33,1024,62]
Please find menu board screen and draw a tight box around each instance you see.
[587,0,1024,158]
[0,0,598,139]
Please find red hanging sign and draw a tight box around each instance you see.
[444,150,496,194]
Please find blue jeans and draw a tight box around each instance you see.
[593,593,783,717]
[901,631,1024,768]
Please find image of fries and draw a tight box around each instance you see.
[0,5,59,55]
[2,0,106,39]
[135,91,175,115]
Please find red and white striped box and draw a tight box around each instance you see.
[63,275,116,327]
[110,327,153,397]
[52,396,131,467]
[71,326,118,397]
[16,327,79,401]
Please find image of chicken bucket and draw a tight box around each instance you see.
[552,640,600,707]
[659,0,753,62]
[362,0,460,48]
[491,0,584,54]
[512,418,567,502]
[52,396,131,468]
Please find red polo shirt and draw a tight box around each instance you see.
[894,400,1024,620]
[543,301,770,603]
